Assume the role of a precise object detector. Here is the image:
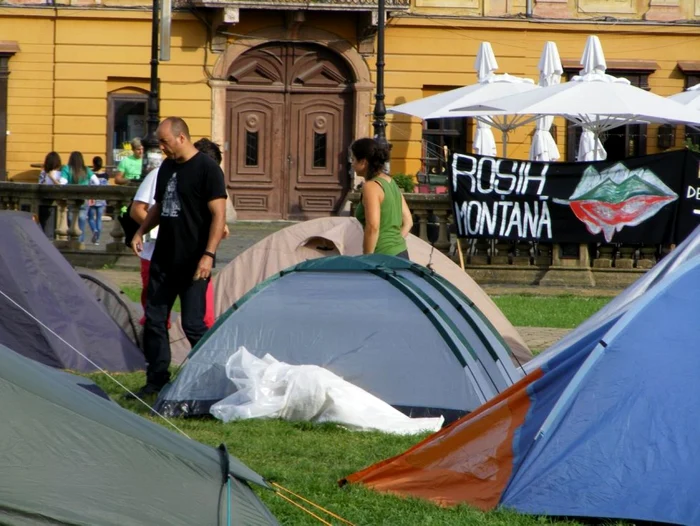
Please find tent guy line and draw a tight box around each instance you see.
[0,286,192,440]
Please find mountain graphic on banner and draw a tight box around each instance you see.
[553,163,678,243]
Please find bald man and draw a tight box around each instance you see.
[129,117,227,398]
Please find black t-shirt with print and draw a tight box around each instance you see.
[153,152,227,272]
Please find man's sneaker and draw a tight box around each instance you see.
[122,384,162,401]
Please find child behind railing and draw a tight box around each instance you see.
[88,156,109,245]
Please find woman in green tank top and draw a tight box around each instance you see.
[352,138,413,257]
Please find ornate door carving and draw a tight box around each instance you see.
[226,43,354,220]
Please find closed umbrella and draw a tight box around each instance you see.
[529,42,562,162]
[576,36,608,161]
[449,35,700,157]
[473,43,499,156]
[387,42,537,157]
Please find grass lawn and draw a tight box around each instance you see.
[492,295,612,329]
[110,285,618,525]
[88,371,593,526]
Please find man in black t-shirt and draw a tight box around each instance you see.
[129,117,228,398]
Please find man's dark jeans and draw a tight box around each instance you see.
[143,259,209,389]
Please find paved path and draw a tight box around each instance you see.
[88,219,292,268]
[517,327,570,352]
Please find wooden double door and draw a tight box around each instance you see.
[226,43,354,220]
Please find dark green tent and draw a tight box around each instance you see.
[0,342,279,526]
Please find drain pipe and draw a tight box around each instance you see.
[526,0,533,17]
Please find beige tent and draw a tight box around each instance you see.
[169,217,531,365]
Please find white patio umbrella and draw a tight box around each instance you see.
[473,43,499,156]
[529,42,562,162]
[668,84,700,135]
[576,36,608,161]
[449,35,700,159]
[669,83,700,109]
[387,42,538,157]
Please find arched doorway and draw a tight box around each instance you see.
[225,43,355,220]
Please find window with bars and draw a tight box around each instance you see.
[313,132,327,168]
[685,74,700,147]
[564,68,649,162]
[421,118,469,182]
[245,131,259,167]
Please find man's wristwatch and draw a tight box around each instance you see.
[203,250,216,259]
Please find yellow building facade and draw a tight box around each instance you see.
[1,0,700,220]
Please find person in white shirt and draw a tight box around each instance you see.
[38,151,67,239]
[130,163,165,326]
[130,138,228,328]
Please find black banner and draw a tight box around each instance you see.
[449,150,700,244]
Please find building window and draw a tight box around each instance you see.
[563,65,653,162]
[418,85,470,185]
[245,131,259,167]
[422,118,469,180]
[313,132,327,168]
[684,74,700,147]
[107,93,147,169]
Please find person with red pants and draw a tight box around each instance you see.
[130,138,227,329]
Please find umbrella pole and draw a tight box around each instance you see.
[502,129,508,158]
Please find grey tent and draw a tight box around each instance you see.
[77,267,144,349]
[0,342,279,526]
[0,211,145,372]
[156,255,522,424]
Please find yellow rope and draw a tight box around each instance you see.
[272,483,357,526]
[274,491,333,526]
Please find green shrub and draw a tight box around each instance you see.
[685,137,700,153]
[391,173,416,193]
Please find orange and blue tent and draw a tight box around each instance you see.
[343,251,700,525]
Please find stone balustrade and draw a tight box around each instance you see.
[348,191,675,287]
[0,182,136,263]
[0,184,676,286]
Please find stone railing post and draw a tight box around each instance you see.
[107,199,127,253]
[534,242,552,267]
[434,209,451,253]
[414,210,429,243]
[616,244,636,269]
[0,195,17,210]
[637,244,657,269]
[54,200,69,247]
[66,199,85,250]
[595,243,615,268]
[578,243,591,268]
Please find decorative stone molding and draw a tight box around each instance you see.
[416,0,479,7]
[194,0,409,11]
[645,0,683,21]
[577,0,636,14]
[533,0,569,19]
[210,6,240,53]
[210,26,373,157]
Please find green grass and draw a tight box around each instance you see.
[122,285,180,313]
[492,295,612,328]
[110,286,621,525]
[87,370,595,526]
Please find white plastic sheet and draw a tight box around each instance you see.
[210,347,444,435]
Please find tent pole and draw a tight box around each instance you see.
[456,238,466,271]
